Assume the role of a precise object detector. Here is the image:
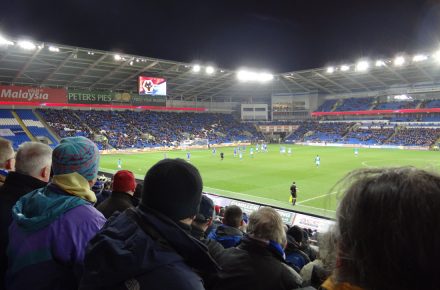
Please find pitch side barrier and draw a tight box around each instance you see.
[286,142,430,151]
[98,170,335,233]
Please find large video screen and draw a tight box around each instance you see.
[138,76,167,96]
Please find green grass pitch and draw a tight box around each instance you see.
[99,145,439,218]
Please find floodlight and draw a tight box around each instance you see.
[129,61,133,66]
[340,65,349,71]
[192,64,201,72]
[355,61,369,72]
[258,72,274,82]
[433,50,440,63]
[326,67,335,74]
[114,54,122,61]
[394,56,405,66]
[206,66,215,74]
[17,40,36,50]
[48,46,59,52]
[0,35,13,46]
[375,60,386,67]
[413,54,427,62]
[237,70,253,81]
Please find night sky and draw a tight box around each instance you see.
[0,0,439,72]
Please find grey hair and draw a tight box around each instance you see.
[247,207,286,245]
[0,137,14,166]
[15,142,52,177]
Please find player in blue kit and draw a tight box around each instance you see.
[315,155,320,167]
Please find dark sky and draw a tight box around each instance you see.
[1,0,439,72]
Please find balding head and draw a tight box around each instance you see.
[0,137,15,171]
[16,142,52,182]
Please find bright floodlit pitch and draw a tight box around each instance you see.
[100,145,440,218]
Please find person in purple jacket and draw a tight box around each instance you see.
[5,137,106,290]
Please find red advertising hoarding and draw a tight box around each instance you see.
[0,85,67,104]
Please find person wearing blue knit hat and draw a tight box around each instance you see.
[6,137,106,290]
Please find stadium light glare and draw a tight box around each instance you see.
[394,56,405,66]
[48,46,59,52]
[340,65,350,71]
[355,60,369,72]
[114,54,122,61]
[258,72,274,82]
[326,67,335,74]
[413,54,428,62]
[17,40,36,50]
[205,66,215,74]
[129,61,133,66]
[433,50,440,63]
[0,35,13,46]
[375,60,386,67]
[192,64,201,72]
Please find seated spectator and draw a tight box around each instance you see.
[6,137,106,290]
[285,226,311,272]
[0,137,15,186]
[300,231,335,288]
[0,142,52,290]
[191,195,224,259]
[213,207,302,290]
[208,205,244,248]
[97,170,137,218]
[322,167,440,290]
[80,159,218,290]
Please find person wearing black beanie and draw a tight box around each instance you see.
[80,158,219,290]
[141,158,203,222]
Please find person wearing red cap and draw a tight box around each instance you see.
[97,170,137,218]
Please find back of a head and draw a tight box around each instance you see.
[141,158,203,222]
[247,207,286,245]
[223,205,243,228]
[287,225,304,244]
[112,170,136,193]
[15,142,52,178]
[52,136,100,181]
[194,195,214,224]
[0,137,14,168]
[336,166,440,290]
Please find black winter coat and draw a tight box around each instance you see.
[0,172,47,290]
[213,236,303,290]
[96,191,135,218]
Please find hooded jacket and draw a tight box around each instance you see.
[6,173,106,290]
[207,224,244,248]
[80,206,219,290]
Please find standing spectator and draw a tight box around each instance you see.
[80,158,218,290]
[0,142,52,290]
[0,138,15,187]
[191,195,224,260]
[322,167,440,290]
[97,170,137,218]
[213,207,303,290]
[6,137,106,290]
[285,226,311,272]
[208,205,244,248]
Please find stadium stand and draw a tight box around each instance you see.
[333,97,373,111]
[342,126,395,145]
[37,109,263,149]
[374,100,420,110]
[0,109,31,149]
[384,127,440,146]
[14,109,58,147]
[315,99,337,112]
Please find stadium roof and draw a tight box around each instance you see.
[1,37,440,102]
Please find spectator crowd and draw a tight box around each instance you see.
[0,135,440,290]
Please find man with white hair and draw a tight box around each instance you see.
[0,142,52,290]
[0,137,15,187]
[213,207,303,290]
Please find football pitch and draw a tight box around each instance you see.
[99,145,440,218]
